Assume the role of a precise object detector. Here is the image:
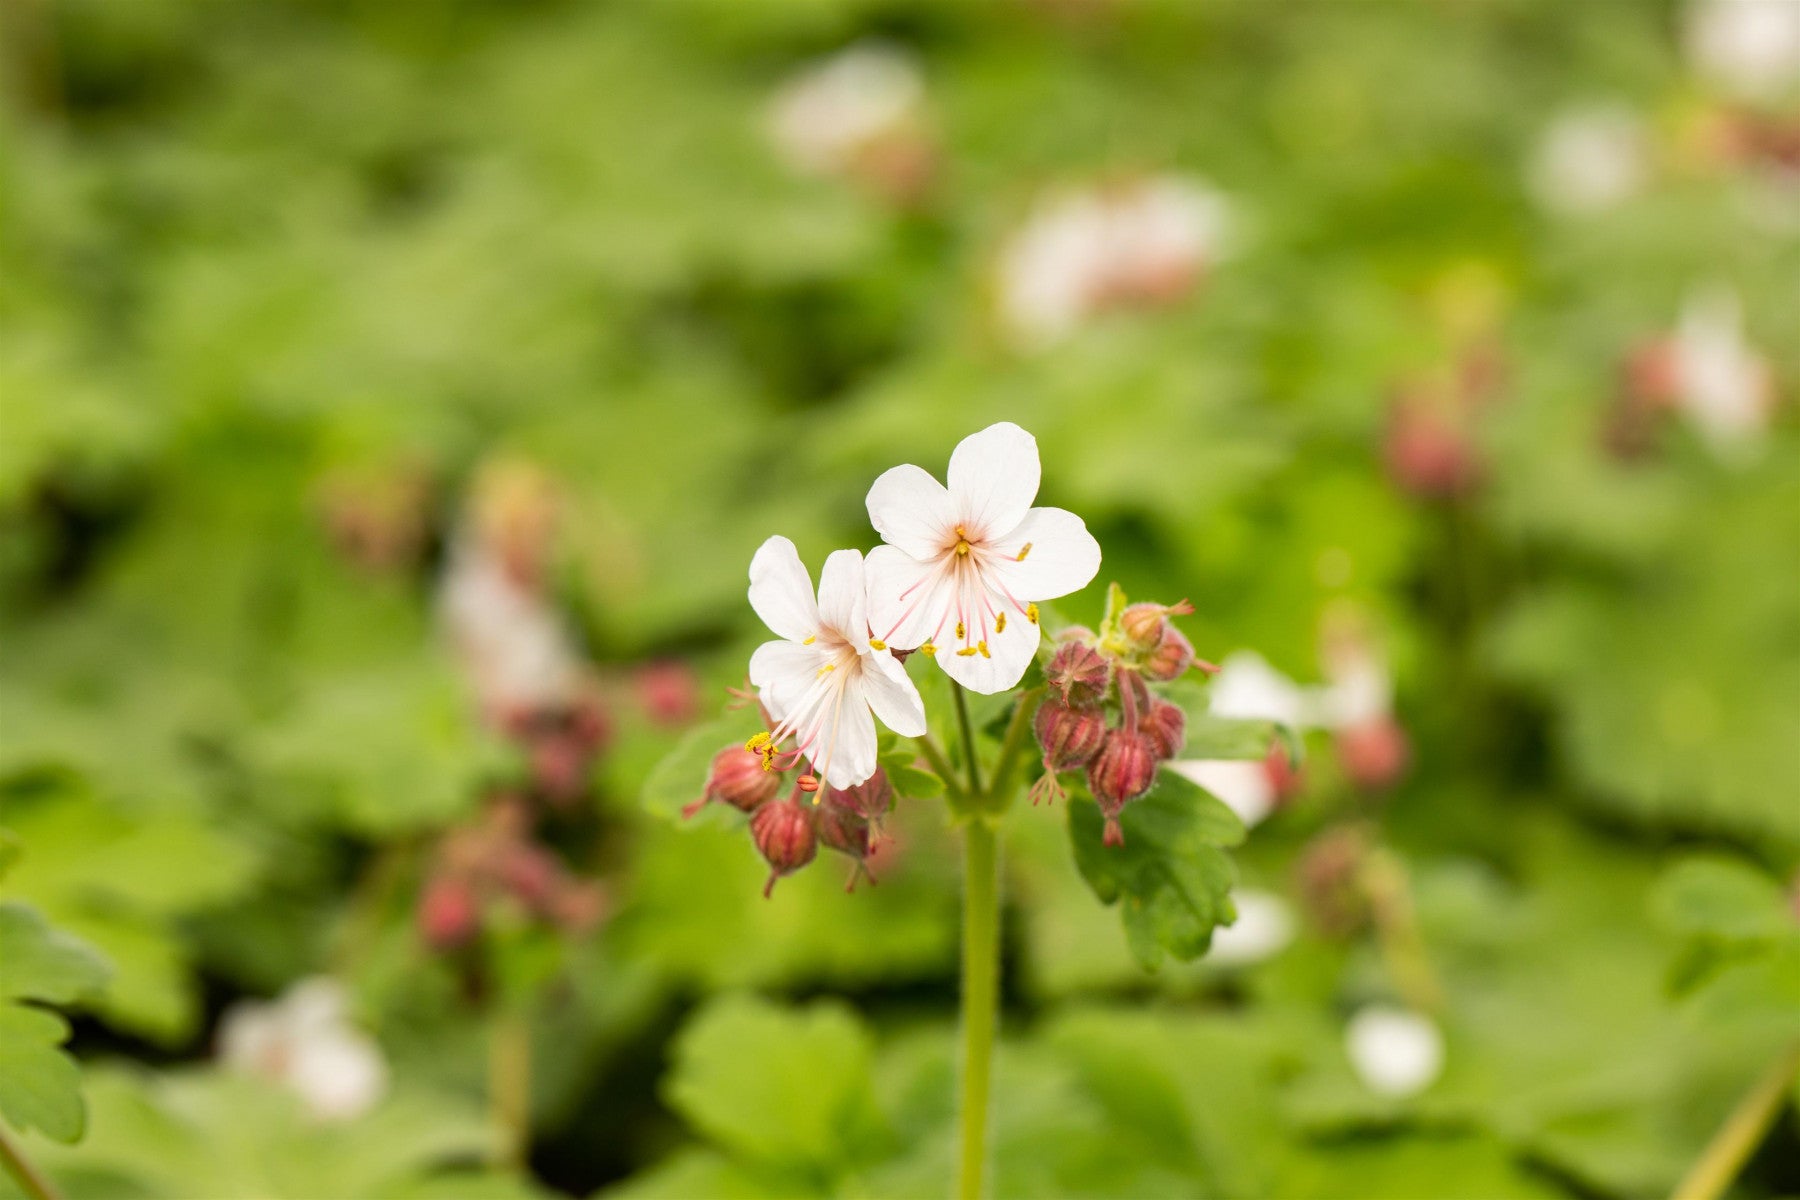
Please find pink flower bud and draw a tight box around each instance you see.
[1045,640,1110,706]
[635,660,700,727]
[1143,624,1195,682]
[418,877,481,950]
[1335,717,1410,792]
[825,768,894,824]
[1087,729,1159,845]
[815,798,873,862]
[1142,700,1187,760]
[1119,599,1194,647]
[684,745,781,818]
[498,844,559,912]
[751,797,817,897]
[1035,697,1107,772]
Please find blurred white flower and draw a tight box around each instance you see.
[864,422,1101,693]
[747,537,926,789]
[1209,889,1296,966]
[1669,286,1776,453]
[1685,0,1800,102]
[218,978,388,1122]
[440,538,584,718]
[1528,104,1649,215]
[1207,650,1318,728]
[996,176,1231,349]
[1170,758,1280,828]
[768,43,925,177]
[1345,1005,1444,1098]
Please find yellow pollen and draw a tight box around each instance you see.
[995,612,1007,633]
[1015,543,1033,561]
[956,646,979,657]
[802,635,815,645]
[956,621,966,639]
[868,638,887,651]
[920,642,937,656]
[978,640,991,658]
[745,732,771,752]
[954,524,972,557]
[1026,602,1040,625]
[817,662,836,677]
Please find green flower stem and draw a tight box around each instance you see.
[952,682,983,796]
[489,1007,532,1167]
[1671,1039,1800,1200]
[986,688,1042,810]
[0,1126,62,1200]
[913,732,964,802]
[957,815,999,1200]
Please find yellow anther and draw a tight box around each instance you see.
[1026,603,1040,625]
[955,621,966,639]
[745,732,772,752]
[817,662,836,677]
[1015,543,1033,561]
[920,643,937,656]
[868,638,887,651]
[954,525,972,557]
[978,640,991,659]
[956,646,980,657]
[995,612,1007,633]
[802,636,815,645]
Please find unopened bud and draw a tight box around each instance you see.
[816,798,873,861]
[1087,729,1159,846]
[1045,640,1110,705]
[418,877,481,950]
[1143,624,1195,682]
[1335,717,1410,792]
[1035,697,1107,771]
[684,745,780,818]
[1143,701,1187,760]
[751,797,817,897]
[826,769,893,824]
[1120,599,1194,647]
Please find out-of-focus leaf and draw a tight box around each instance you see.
[0,1005,86,1143]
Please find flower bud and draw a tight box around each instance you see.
[815,798,873,862]
[1119,599,1194,647]
[418,876,481,950]
[1142,700,1187,760]
[1035,697,1107,771]
[1143,624,1195,682]
[1087,729,1159,846]
[684,745,781,818]
[1045,640,1110,706]
[750,797,817,897]
[634,660,700,727]
[826,768,893,824]
[1335,717,1410,792]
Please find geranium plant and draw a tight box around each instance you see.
[655,423,1294,1199]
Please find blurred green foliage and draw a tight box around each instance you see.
[0,0,1796,1197]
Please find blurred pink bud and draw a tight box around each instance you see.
[751,797,818,897]
[1384,397,1483,499]
[1143,624,1196,682]
[419,877,481,950]
[635,660,701,727]
[1335,717,1410,792]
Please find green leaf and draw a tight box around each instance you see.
[662,995,885,1172]
[1068,768,1245,970]
[1163,679,1301,764]
[642,708,765,823]
[0,902,111,1004]
[1651,857,1795,945]
[0,1005,86,1142]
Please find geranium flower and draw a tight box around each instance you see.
[746,536,927,790]
[864,423,1101,694]
[217,978,388,1122]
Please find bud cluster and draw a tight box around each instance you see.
[687,739,896,896]
[1032,598,1218,847]
[418,795,606,951]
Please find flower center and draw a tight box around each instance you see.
[953,524,973,557]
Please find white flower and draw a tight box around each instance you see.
[1685,0,1800,102]
[1170,758,1279,828]
[864,423,1102,694]
[1345,1005,1444,1098]
[1528,104,1648,215]
[1669,287,1776,454]
[996,176,1230,349]
[1169,653,1313,828]
[439,537,583,716]
[746,536,927,789]
[767,43,924,177]
[1208,889,1296,966]
[218,978,388,1122]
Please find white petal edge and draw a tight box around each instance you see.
[948,422,1041,539]
[748,536,818,643]
[866,463,958,560]
[988,506,1101,600]
[861,650,927,737]
[816,548,868,641]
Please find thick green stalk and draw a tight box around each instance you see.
[957,817,999,1200]
[1671,1039,1800,1200]
[952,682,983,796]
[0,1126,62,1200]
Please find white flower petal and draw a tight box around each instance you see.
[936,598,1039,693]
[748,536,819,642]
[749,639,821,722]
[865,545,948,649]
[1168,759,1275,828]
[1346,1007,1444,1098]
[1208,890,1295,966]
[867,463,957,560]
[820,687,881,788]
[949,422,1041,538]
[1209,652,1316,728]
[816,548,868,640]
[861,650,928,737]
[989,506,1101,600]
